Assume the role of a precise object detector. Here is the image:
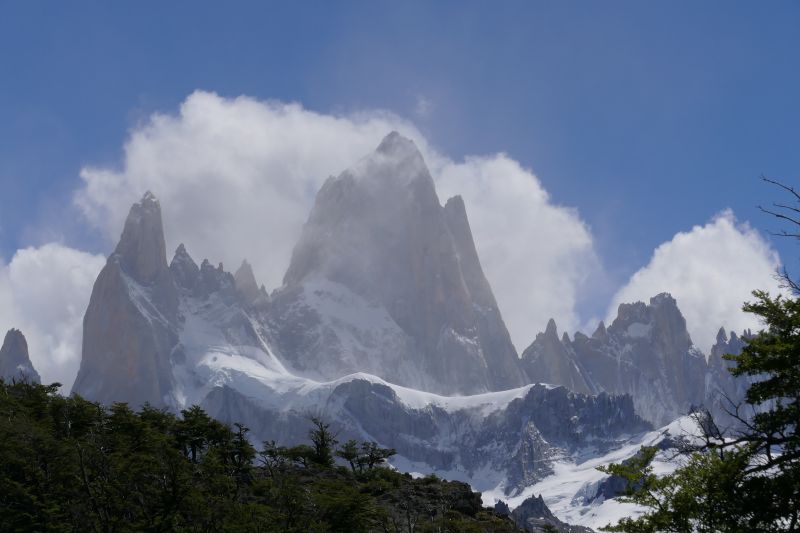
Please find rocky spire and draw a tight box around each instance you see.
[592,321,607,339]
[234,259,261,305]
[114,191,171,285]
[521,318,592,395]
[170,243,200,291]
[72,192,178,408]
[274,132,525,394]
[0,329,40,383]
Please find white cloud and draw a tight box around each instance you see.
[75,90,597,351]
[607,210,783,354]
[0,243,105,389]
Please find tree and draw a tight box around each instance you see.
[337,439,360,473]
[758,177,800,295]
[308,416,338,467]
[360,441,397,471]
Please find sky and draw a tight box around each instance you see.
[0,2,798,387]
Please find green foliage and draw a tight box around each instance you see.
[308,415,338,467]
[0,380,520,532]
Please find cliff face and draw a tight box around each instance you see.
[0,328,40,383]
[272,132,524,394]
[72,192,179,407]
[521,294,727,426]
[521,319,593,396]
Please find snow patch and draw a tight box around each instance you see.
[625,322,652,338]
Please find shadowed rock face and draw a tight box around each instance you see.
[0,329,40,383]
[72,192,179,407]
[273,132,525,394]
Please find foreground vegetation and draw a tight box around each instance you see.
[0,380,518,532]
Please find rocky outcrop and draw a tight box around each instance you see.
[0,329,40,383]
[234,260,265,306]
[271,132,525,394]
[511,494,594,532]
[72,192,179,407]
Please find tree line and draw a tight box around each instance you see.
[0,379,520,532]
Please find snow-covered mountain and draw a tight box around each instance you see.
[70,132,754,530]
[69,186,652,526]
[521,295,749,426]
[271,132,525,394]
[0,328,40,383]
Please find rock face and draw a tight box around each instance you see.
[72,192,179,407]
[521,294,741,427]
[0,329,40,383]
[234,260,265,306]
[521,319,593,395]
[271,132,525,394]
[510,494,594,533]
[706,328,752,424]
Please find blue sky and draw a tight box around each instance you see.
[2,2,799,268]
[0,2,798,382]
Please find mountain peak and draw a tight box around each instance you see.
[650,292,677,308]
[277,134,524,394]
[141,190,158,203]
[376,131,418,156]
[592,321,607,339]
[234,259,261,304]
[113,190,169,284]
[0,328,41,383]
[170,243,200,290]
[545,318,558,337]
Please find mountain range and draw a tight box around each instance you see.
[1,132,752,530]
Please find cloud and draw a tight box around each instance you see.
[0,243,105,389]
[75,90,597,351]
[607,210,783,353]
